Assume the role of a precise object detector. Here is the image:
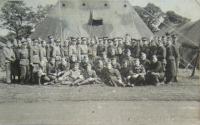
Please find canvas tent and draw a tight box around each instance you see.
[31,0,153,40]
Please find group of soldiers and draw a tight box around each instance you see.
[3,34,179,87]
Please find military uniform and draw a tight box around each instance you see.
[146,61,164,85]
[130,64,146,86]
[40,45,48,72]
[165,44,179,83]
[78,69,102,85]
[131,42,141,58]
[3,44,16,83]
[52,45,62,67]
[123,56,135,67]
[140,59,150,71]
[141,45,150,59]
[30,42,41,84]
[88,44,97,61]
[19,45,29,84]
[47,61,57,82]
[61,46,69,59]
[12,45,21,82]
[97,41,106,57]
[102,67,124,87]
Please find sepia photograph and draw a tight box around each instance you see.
[0,0,199,124]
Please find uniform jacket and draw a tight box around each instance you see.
[3,47,15,63]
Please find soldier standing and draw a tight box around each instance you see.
[12,39,21,82]
[61,39,70,60]
[156,38,166,71]
[88,39,97,62]
[52,39,62,68]
[78,37,89,61]
[69,37,78,58]
[3,40,16,84]
[30,39,41,84]
[97,38,105,57]
[141,37,150,59]
[19,41,29,84]
[47,35,55,61]
[165,37,179,84]
[171,34,180,82]
[39,40,48,73]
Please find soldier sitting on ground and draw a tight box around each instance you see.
[111,57,121,70]
[94,60,105,80]
[77,64,102,86]
[120,60,133,86]
[57,58,70,80]
[102,62,125,87]
[146,55,165,86]
[46,58,57,85]
[58,63,84,86]
[128,58,146,86]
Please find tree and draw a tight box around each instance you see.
[0,1,36,39]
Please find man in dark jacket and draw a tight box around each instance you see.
[165,37,179,84]
[146,55,164,86]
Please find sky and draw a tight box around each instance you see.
[0,0,200,36]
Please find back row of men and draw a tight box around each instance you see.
[3,34,179,86]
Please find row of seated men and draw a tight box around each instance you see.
[3,34,179,86]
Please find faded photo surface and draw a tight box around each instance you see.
[0,0,199,125]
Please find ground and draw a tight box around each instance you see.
[0,69,199,125]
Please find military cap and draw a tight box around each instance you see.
[48,35,54,39]
[171,34,177,38]
[21,40,27,45]
[55,39,61,43]
[34,39,39,43]
[141,37,148,41]
[103,37,109,40]
[71,37,77,41]
[81,37,87,40]
[165,32,170,36]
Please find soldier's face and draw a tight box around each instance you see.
[51,59,55,64]
[152,56,158,63]
[71,56,77,62]
[103,54,107,59]
[107,63,112,70]
[141,53,146,60]
[143,40,148,46]
[22,44,26,48]
[122,62,128,68]
[126,51,131,57]
[97,61,103,69]
[135,59,140,66]
[87,65,92,71]
[18,42,22,47]
[118,48,122,54]
[111,59,117,65]
[84,57,89,62]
